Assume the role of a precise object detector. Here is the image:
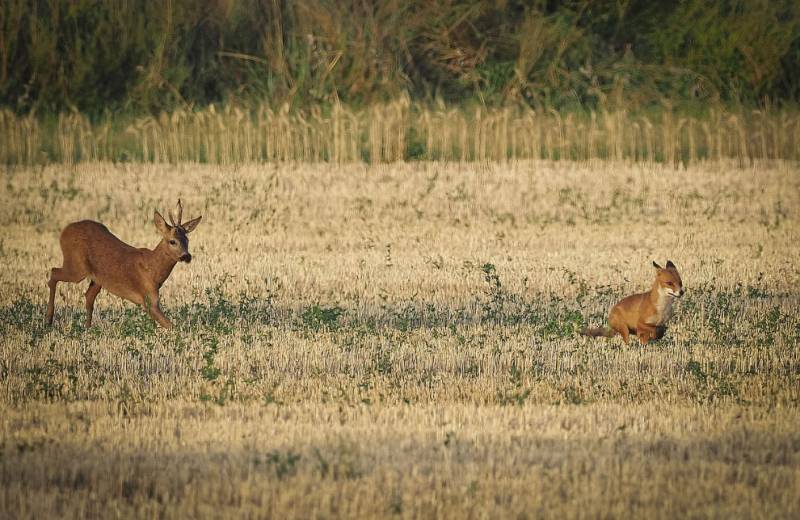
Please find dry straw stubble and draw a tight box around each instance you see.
[1,160,799,517]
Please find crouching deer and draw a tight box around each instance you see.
[46,200,201,329]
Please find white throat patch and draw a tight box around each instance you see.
[654,286,676,325]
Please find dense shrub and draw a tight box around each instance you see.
[0,0,798,117]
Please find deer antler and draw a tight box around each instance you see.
[168,199,183,227]
[176,199,183,226]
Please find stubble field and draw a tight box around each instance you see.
[1,160,799,518]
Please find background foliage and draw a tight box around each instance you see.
[2,0,799,118]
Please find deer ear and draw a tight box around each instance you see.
[154,211,171,237]
[666,260,676,269]
[652,261,663,270]
[182,216,202,234]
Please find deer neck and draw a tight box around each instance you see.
[146,240,179,287]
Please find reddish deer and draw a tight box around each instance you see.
[46,200,201,329]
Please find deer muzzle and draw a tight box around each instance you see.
[180,253,192,263]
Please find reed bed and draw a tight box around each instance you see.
[2,102,799,165]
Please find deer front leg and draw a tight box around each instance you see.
[144,292,173,329]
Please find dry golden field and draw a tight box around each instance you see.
[1,160,799,518]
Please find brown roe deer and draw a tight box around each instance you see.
[46,200,201,329]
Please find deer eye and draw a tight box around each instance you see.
[169,240,177,245]
[666,281,674,286]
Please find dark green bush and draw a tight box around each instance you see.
[1,0,798,117]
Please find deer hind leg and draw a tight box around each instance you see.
[46,266,87,325]
[84,281,102,328]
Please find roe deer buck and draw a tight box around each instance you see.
[46,200,202,329]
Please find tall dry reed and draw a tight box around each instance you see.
[1,102,798,165]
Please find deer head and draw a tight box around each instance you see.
[154,199,202,263]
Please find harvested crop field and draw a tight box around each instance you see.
[1,160,799,517]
